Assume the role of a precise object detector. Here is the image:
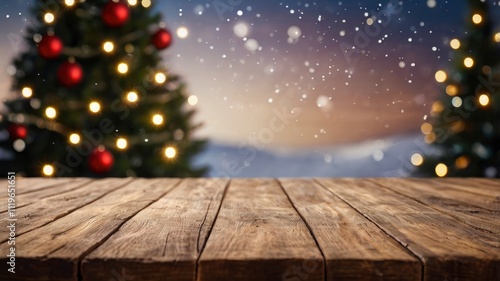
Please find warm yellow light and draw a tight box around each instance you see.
[22,87,33,98]
[43,164,55,176]
[421,123,433,135]
[69,133,81,144]
[425,132,436,144]
[152,114,164,125]
[435,163,448,177]
[45,107,57,119]
[495,33,500,43]
[472,14,482,24]
[446,85,458,96]
[177,27,189,39]
[154,72,167,84]
[141,0,151,8]
[103,41,114,53]
[165,146,177,159]
[435,70,447,83]
[126,91,139,103]
[411,153,424,166]
[450,39,460,50]
[44,13,55,23]
[464,57,474,68]
[127,0,138,5]
[89,102,101,113]
[117,63,129,74]
[65,0,75,6]
[455,156,470,170]
[431,101,444,114]
[116,138,128,150]
[479,94,490,106]
[188,95,198,105]
[451,121,466,133]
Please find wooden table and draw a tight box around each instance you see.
[1,178,499,281]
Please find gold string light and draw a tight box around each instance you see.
[126,91,139,103]
[22,87,33,98]
[45,107,57,119]
[164,146,177,159]
[435,163,448,177]
[472,14,482,24]
[152,114,164,125]
[42,164,55,176]
[116,138,128,150]
[89,101,101,113]
[154,72,167,84]
[478,94,490,106]
[69,133,81,144]
[411,153,424,166]
[44,12,55,24]
[117,62,129,74]
[450,39,460,49]
[463,57,474,68]
[103,41,115,53]
[435,70,447,83]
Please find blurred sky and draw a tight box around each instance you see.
[1,0,500,148]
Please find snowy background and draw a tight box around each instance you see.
[1,1,499,177]
[193,133,428,177]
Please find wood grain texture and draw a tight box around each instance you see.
[82,178,228,281]
[0,178,89,200]
[373,178,500,233]
[198,179,324,281]
[280,179,421,281]
[0,178,179,281]
[0,178,92,213]
[316,178,500,281]
[0,178,131,241]
[430,178,500,198]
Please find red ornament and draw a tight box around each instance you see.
[8,124,27,140]
[57,61,83,87]
[102,1,130,27]
[152,28,173,50]
[88,147,114,174]
[38,34,63,59]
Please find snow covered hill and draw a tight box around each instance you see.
[193,133,427,177]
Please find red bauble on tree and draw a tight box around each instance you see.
[8,124,27,140]
[102,1,130,27]
[38,34,63,59]
[88,147,114,174]
[152,28,173,50]
[57,61,83,87]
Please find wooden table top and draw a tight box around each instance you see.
[1,178,499,281]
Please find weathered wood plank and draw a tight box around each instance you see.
[0,178,88,199]
[280,179,421,281]
[198,179,324,281]
[317,178,500,281]
[0,178,179,281]
[373,178,500,234]
[81,178,228,281]
[429,178,500,198]
[0,178,131,241]
[0,178,92,214]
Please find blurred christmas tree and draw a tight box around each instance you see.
[416,0,500,177]
[0,0,207,177]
